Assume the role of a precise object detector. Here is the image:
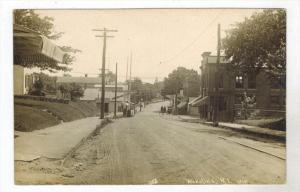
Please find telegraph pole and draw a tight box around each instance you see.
[213,23,221,127]
[129,53,132,104]
[93,28,117,119]
[114,62,118,119]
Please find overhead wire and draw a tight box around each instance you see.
[160,10,223,65]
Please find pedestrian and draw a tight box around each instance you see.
[163,106,166,114]
[160,106,164,115]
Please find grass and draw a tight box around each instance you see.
[14,98,98,132]
[14,105,59,132]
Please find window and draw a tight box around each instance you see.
[118,106,122,112]
[270,81,281,89]
[235,75,243,88]
[248,74,256,89]
[270,76,286,89]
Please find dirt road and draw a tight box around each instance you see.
[15,101,285,184]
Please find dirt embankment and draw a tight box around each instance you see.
[14,98,98,132]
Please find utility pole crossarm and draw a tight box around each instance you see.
[92,29,118,32]
[95,35,115,38]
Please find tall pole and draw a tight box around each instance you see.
[126,57,129,81]
[100,30,107,119]
[213,23,221,126]
[129,53,132,104]
[126,57,128,102]
[92,28,117,119]
[114,62,118,118]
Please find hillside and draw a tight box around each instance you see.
[14,98,98,132]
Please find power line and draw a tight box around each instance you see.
[160,10,223,64]
[64,71,166,79]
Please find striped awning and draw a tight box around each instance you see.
[13,25,66,65]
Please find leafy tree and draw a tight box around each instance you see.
[29,78,44,96]
[69,83,84,101]
[32,73,57,93]
[161,67,200,97]
[98,70,116,84]
[127,77,157,103]
[58,83,84,100]
[222,9,286,87]
[14,9,81,71]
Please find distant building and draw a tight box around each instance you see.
[190,52,285,122]
[56,76,129,113]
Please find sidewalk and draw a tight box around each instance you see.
[15,117,101,161]
[177,115,286,141]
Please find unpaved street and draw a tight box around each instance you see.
[15,102,285,184]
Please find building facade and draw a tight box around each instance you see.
[191,52,285,122]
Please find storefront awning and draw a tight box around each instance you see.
[190,96,209,107]
[13,25,66,65]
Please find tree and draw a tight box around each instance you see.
[127,77,157,103]
[14,10,81,71]
[161,67,200,97]
[98,70,116,84]
[69,83,84,101]
[28,78,44,96]
[58,83,84,101]
[222,9,286,87]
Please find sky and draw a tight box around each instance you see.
[33,9,259,83]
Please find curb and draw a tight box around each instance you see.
[61,118,111,166]
[177,116,285,142]
[203,122,286,142]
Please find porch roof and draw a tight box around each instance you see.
[189,96,209,107]
[14,24,66,65]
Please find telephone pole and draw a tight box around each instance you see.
[129,53,132,104]
[93,28,117,119]
[213,23,221,127]
[114,62,118,119]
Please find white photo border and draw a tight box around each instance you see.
[1,0,300,192]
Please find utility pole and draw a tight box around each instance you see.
[213,23,221,127]
[129,53,132,104]
[93,28,117,119]
[126,56,129,102]
[126,57,129,82]
[114,62,118,119]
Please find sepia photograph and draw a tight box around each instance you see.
[11,8,288,185]
[11,8,289,185]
